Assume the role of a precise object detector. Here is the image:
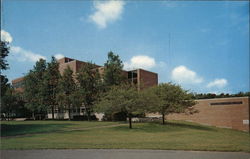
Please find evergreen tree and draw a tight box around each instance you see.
[0,41,9,71]
[23,59,47,119]
[103,51,125,87]
[57,66,77,120]
[0,41,10,98]
[43,56,61,119]
[76,62,102,120]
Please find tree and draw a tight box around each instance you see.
[1,87,18,120]
[1,75,10,98]
[0,41,9,71]
[0,40,10,101]
[95,84,146,129]
[103,51,125,87]
[43,56,61,119]
[23,59,47,119]
[148,83,196,125]
[1,88,29,120]
[76,62,102,121]
[57,66,77,120]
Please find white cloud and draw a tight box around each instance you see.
[1,30,13,43]
[124,55,156,70]
[54,54,65,60]
[207,78,228,88]
[171,65,203,84]
[10,46,46,62]
[89,0,125,28]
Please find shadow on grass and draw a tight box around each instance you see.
[111,121,216,133]
[165,121,216,131]
[1,123,74,137]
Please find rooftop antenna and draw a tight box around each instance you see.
[168,33,171,68]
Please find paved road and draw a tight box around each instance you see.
[1,149,250,159]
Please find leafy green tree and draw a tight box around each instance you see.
[149,83,196,125]
[23,59,47,119]
[103,51,125,87]
[1,87,18,120]
[43,56,61,119]
[57,66,77,120]
[76,62,102,120]
[0,41,9,71]
[1,89,29,120]
[95,84,146,129]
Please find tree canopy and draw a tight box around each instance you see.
[57,66,77,120]
[43,56,61,119]
[95,84,146,128]
[76,62,102,120]
[148,83,196,124]
[0,41,10,71]
[23,59,47,119]
[103,51,125,87]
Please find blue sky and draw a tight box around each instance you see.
[1,0,249,94]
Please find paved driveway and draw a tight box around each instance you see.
[1,149,250,159]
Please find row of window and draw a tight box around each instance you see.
[210,101,243,106]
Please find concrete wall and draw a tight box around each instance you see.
[167,97,249,131]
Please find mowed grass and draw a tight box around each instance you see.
[1,120,249,152]
[1,120,118,137]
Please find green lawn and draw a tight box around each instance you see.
[1,120,249,152]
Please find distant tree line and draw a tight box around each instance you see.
[191,92,250,100]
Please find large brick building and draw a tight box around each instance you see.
[12,57,158,119]
[12,57,158,91]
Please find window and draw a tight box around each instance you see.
[128,71,137,79]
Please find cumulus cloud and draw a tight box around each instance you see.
[124,55,156,70]
[171,65,203,84]
[1,30,13,43]
[89,0,125,28]
[207,78,228,88]
[10,46,46,62]
[54,54,65,60]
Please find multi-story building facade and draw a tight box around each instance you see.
[12,57,158,120]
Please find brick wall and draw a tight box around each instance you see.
[167,97,249,131]
[138,69,158,89]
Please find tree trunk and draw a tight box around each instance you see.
[68,106,71,121]
[32,112,35,120]
[52,105,54,120]
[85,107,90,121]
[129,114,132,129]
[162,113,165,125]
